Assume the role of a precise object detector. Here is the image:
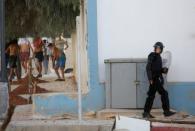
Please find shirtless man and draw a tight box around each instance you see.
[48,43,66,81]
[33,37,44,78]
[55,34,69,52]
[6,39,20,82]
[18,38,32,74]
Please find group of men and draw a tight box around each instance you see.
[5,37,68,82]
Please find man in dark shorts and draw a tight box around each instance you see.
[33,37,44,78]
[6,39,20,82]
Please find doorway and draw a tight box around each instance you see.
[5,0,89,106]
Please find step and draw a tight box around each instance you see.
[5,119,195,131]
[97,109,195,124]
[6,120,113,131]
[97,109,167,119]
[5,106,195,131]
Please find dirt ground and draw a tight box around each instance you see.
[9,73,77,106]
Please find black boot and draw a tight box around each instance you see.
[164,110,176,117]
[143,112,155,119]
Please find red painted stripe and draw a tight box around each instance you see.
[152,127,195,131]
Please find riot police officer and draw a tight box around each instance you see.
[143,42,176,118]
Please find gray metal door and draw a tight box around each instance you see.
[111,63,137,108]
[136,63,161,108]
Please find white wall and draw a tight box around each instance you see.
[97,0,195,82]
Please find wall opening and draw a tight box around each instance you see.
[5,0,89,107]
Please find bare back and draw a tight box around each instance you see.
[19,43,30,52]
[7,44,19,56]
[52,47,61,59]
[34,43,43,53]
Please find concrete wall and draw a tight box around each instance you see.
[97,0,195,115]
[64,39,73,70]
[71,31,78,81]
[77,1,89,93]
[0,82,8,119]
[80,1,89,93]
[72,11,89,93]
[168,82,195,115]
[97,0,195,82]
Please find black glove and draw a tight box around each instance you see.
[162,67,169,74]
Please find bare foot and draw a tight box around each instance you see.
[55,78,61,81]
[60,79,65,81]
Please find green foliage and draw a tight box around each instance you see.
[5,0,80,41]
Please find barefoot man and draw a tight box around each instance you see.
[6,39,20,82]
[48,43,66,81]
[18,38,32,75]
[33,37,44,78]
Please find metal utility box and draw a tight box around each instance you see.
[105,58,162,109]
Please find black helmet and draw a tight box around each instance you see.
[154,42,164,49]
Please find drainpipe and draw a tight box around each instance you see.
[76,16,82,121]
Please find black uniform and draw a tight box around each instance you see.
[144,52,170,113]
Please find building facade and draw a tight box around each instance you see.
[1,0,195,118]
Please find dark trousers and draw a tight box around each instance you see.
[144,78,170,113]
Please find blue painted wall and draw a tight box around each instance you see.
[167,82,195,115]
[84,0,105,112]
[33,0,105,116]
